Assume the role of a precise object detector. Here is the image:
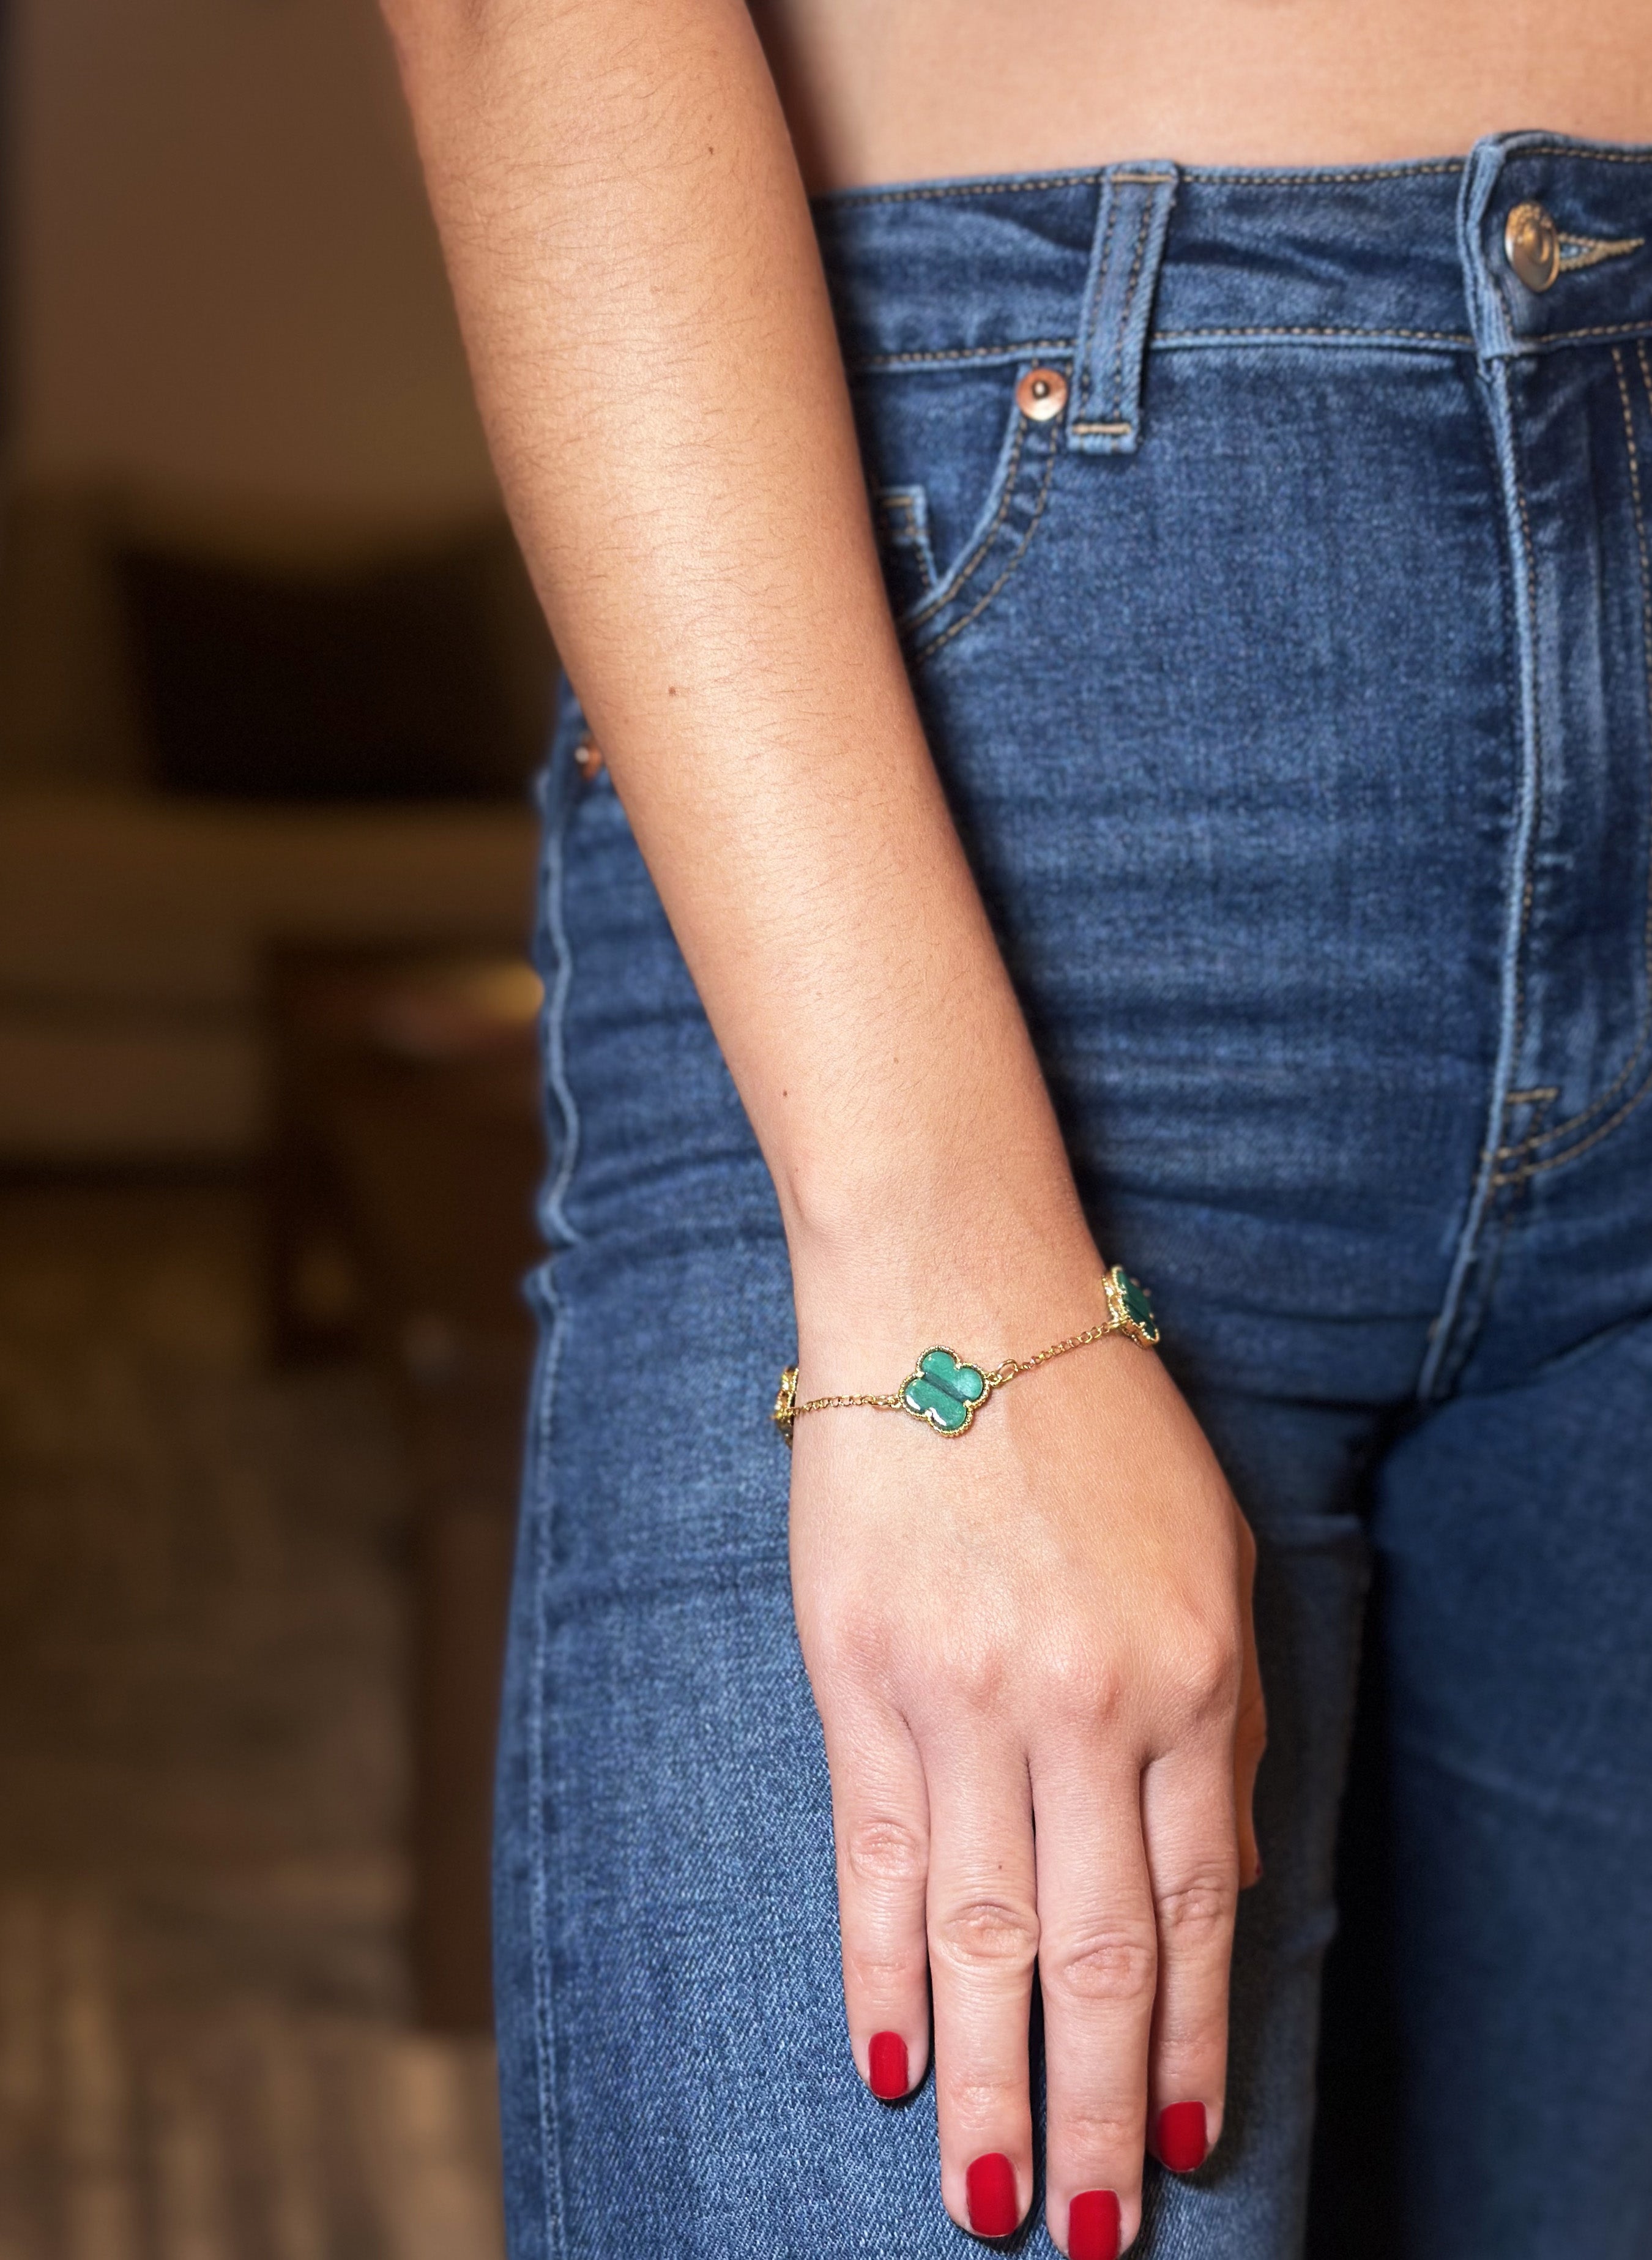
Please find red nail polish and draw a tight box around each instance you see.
[1070,2188,1122,2260]
[1156,2100,1208,2172]
[868,2031,908,2099]
[966,2153,1019,2238]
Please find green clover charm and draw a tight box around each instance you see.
[902,1347,989,1436]
[1105,1262,1159,1346]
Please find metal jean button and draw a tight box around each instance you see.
[1505,201,1561,293]
[1016,367,1068,422]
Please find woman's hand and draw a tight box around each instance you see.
[789,1259,1265,2257]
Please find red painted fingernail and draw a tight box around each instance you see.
[966,2153,1020,2238]
[867,2031,908,2099]
[1156,2099,1208,2172]
[1070,2188,1122,2260]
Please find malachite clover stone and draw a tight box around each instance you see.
[902,1347,988,1435]
[1110,1264,1159,1341]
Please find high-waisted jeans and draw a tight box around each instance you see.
[495,133,1652,2259]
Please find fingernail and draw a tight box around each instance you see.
[1155,2100,1208,2172]
[867,2031,908,2100]
[966,2153,1019,2238]
[1070,2188,1122,2260]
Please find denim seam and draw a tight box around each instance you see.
[524,1299,570,2260]
[849,339,1076,369]
[523,757,581,2260]
[902,406,1035,633]
[1514,147,1652,166]
[1503,319,1652,349]
[1180,160,1466,184]
[1073,197,1154,434]
[910,428,1059,668]
[1492,1059,1652,1182]
[536,788,584,1256]
[1418,356,1543,1400]
[826,171,1108,206]
[821,160,1467,207]
[1494,344,1652,1163]
[813,147,1652,217]
[1075,185,1122,420]
[1152,324,1475,346]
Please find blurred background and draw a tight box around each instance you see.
[0,0,555,2248]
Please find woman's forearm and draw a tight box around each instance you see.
[383,0,1100,1362]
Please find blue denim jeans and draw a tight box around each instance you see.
[496,133,1652,2259]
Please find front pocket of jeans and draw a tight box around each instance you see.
[853,362,1052,636]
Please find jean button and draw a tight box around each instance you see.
[1016,366,1069,421]
[574,737,605,780]
[1505,201,1561,292]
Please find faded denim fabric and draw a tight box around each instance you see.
[495,134,1652,2260]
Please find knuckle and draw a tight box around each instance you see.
[944,2075,1022,2128]
[817,1605,894,1686]
[1060,2106,1147,2155]
[844,1940,925,1994]
[931,1896,1041,1978]
[935,1641,1013,1715]
[1046,1925,1158,2005]
[1155,1868,1238,1948]
[1043,1644,1127,1727]
[842,1815,928,1892]
[1164,1621,1240,1721]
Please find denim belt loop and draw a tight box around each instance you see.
[1066,162,1179,455]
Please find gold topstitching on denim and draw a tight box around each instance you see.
[1512,321,1652,347]
[827,173,1107,207]
[849,340,1077,370]
[1073,196,1155,434]
[910,427,1059,670]
[1517,147,1652,166]
[902,409,1035,634]
[1181,160,1464,183]
[1556,232,1645,273]
[1499,409,1544,1143]
[1152,324,1475,346]
[1076,187,1122,419]
[828,155,1408,212]
[1495,343,1652,1165]
[1492,1067,1652,1183]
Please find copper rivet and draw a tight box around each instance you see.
[574,737,605,780]
[1505,201,1561,293]
[1016,365,1068,421]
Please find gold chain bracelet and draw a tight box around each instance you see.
[772,1264,1159,1446]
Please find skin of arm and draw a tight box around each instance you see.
[382,0,1264,2244]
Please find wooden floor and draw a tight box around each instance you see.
[0,1183,504,2260]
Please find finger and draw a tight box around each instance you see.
[1140,1742,1241,2176]
[925,1746,1038,2238]
[1031,1742,1158,2259]
[822,1699,932,2100]
[1233,1517,1267,1888]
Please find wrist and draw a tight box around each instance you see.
[784,1165,1109,1395]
